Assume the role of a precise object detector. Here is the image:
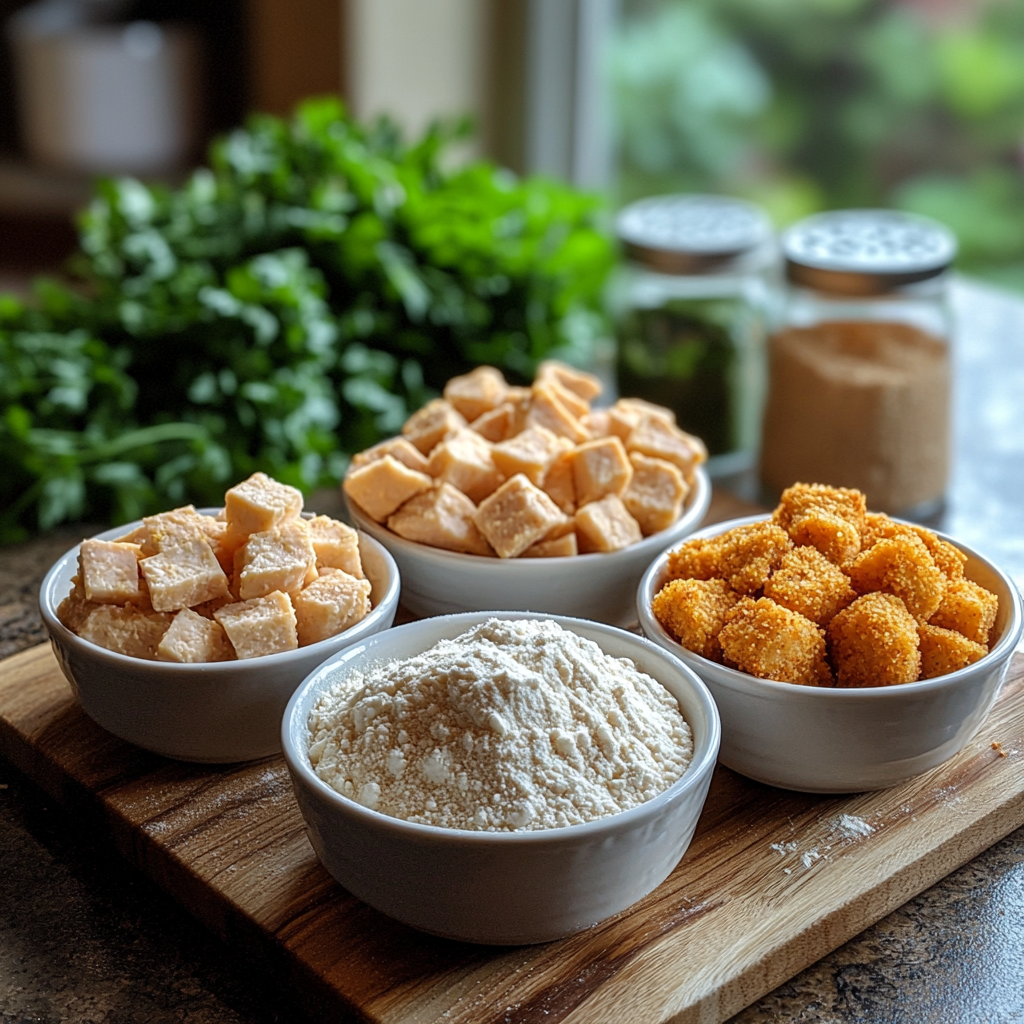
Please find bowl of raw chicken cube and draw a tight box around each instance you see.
[342,361,710,627]
[637,483,1023,793]
[39,472,400,762]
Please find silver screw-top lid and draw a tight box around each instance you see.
[616,194,773,273]
[782,209,957,295]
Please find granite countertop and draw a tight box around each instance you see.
[2,279,1024,1023]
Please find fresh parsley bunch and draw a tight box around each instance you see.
[0,99,613,542]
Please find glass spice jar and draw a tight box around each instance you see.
[611,194,776,477]
[760,209,958,518]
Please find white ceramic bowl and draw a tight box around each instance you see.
[281,610,720,944]
[346,465,710,627]
[638,515,1024,793]
[38,511,401,763]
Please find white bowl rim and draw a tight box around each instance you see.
[282,609,722,845]
[638,512,1024,699]
[38,509,401,674]
[346,464,711,568]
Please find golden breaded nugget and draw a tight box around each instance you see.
[712,522,794,594]
[652,578,741,662]
[846,533,946,622]
[773,482,867,564]
[666,537,721,582]
[763,546,857,626]
[929,578,998,645]
[918,623,987,679]
[828,593,920,687]
[861,513,966,582]
[719,597,832,686]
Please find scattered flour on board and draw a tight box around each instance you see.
[307,618,693,831]
[835,813,875,838]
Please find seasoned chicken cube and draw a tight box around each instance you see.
[157,608,234,663]
[574,495,643,553]
[772,482,867,564]
[237,518,317,600]
[426,428,504,503]
[473,474,568,558]
[343,455,434,522]
[138,505,209,556]
[57,576,103,633]
[224,472,303,536]
[918,623,987,679]
[541,448,576,515]
[79,539,142,604]
[293,570,372,646]
[606,398,675,441]
[214,591,298,660]
[625,415,706,481]
[763,546,857,626]
[468,389,532,443]
[526,381,590,444]
[492,426,569,486]
[846,533,946,622]
[652,577,741,662]
[535,360,603,402]
[572,436,633,507]
[828,592,921,687]
[350,436,430,474]
[401,398,467,455]
[521,532,578,558]
[622,453,689,536]
[140,537,230,612]
[443,365,508,422]
[719,597,832,686]
[388,483,495,556]
[308,515,363,577]
[581,410,611,438]
[929,578,999,645]
[77,604,173,660]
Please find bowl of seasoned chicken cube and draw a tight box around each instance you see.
[39,472,400,762]
[636,483,1023,792]
[342,361,710,627]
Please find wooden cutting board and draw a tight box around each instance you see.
[2,642,1023,1024]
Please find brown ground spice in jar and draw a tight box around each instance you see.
[760,321,949,514]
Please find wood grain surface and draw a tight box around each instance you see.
[1,640,1022,1024]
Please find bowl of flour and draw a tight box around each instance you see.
[281,613,720,944]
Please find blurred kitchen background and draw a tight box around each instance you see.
[3,0,1024,286]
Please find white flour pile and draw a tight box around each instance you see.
[307,618,693,831]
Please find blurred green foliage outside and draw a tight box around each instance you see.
[614,0,1024,290]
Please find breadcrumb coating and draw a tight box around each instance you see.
[846,533,946,622]
[828,593,921,687]
[666,537,721,582]
[929,578,998,645]
[918,624,988,679]
[773,483,867,564]
[861,513,967,582]
[763,546,857,626]
[719,597,832,686]
[668,523,791,594]
[652,577,740,661]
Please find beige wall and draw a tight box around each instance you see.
[347,0,486,144]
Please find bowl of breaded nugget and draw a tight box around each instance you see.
[343,361,711,627]
[637,483,1023,792]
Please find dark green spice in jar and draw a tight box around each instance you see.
[612,195,775,477]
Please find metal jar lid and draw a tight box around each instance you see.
[782,209,957,296]
[616,194,774,274]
